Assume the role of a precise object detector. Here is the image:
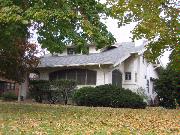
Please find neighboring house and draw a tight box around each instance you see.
[28,42,160,103]
[0,77,19,96]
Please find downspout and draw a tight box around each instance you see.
[99,64,105,84]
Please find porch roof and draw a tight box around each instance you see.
[38,42,144,68]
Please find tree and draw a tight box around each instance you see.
[154,67,179,109]
[108,0,179,69]
[0,6,39,82]
[0,0,116,52]
[0,0,116,81]
[1,0,179,82]
[0,40,39,82]
[51,80,77,105]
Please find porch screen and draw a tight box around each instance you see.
[49,69,96,85]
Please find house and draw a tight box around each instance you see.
[0,77,19,96]
[20,42,160,102]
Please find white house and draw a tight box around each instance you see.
[21,42,160,103]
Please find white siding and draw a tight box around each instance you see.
[96,68,111,85]
[108,55,159,101]
[89,46,100,54]
[122,56,138,90]
[136,55,158,100]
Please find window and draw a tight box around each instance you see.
[67,48,76,55]
[0,81,15,91]
[6,83,11,90]
[125,72,131,80]
[49,69,97,85]
[10,83,15,90]
[0,82,5,91]
[49,72,57,80]
[67,69,76,80]
[77,69,86,85]
[87,70,97,85]
[147,80,149,93]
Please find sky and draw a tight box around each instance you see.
[30,17,170,67]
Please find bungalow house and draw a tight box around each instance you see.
[20,42,160,102]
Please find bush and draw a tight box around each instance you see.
[73,84,147,109]
[2,91,18,101]
[112,89,147,109]
[29,79,77,104]
[29,80,50,103]
[51,79,77,104]
[154,67,179,109]
[136,87,148,101]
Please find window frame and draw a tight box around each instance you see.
[0,81,15,91]
[67,48,76,55]
[125,72,131,80]
[49,69,97,85]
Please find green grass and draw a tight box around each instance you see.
[0,102,180,135]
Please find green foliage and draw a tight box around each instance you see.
[154,67,180,109]
[1,0,179,82]
[29,80,50,103]
[29,79,77,104]
[0,0,116,82]
[51,79,77,104]
[0,0,115,53]
[1,91,17,101]
[108,0,179,68]
[73,84,147,109]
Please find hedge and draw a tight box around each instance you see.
[73,84,147,109]
[1,91,18,101]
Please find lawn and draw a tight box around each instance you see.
[0,102,180,135]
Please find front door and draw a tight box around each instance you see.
[112,69,122,88]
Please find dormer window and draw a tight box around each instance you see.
[67,48,76,55]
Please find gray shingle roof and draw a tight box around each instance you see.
[38,42,144,68]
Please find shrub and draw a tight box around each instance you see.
[29,79,77,104]
[51,79,77,104]
[29,80,50,103]
[112,89,147,109]
[154,67,179,109]
[73,87,99,106]
[2,91,18,101]
[73,84,147,109]
[136,87,148,101]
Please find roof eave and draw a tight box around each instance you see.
[37,62,114,69]
[113,54,131,67]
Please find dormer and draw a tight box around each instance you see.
[58,44,101,56]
